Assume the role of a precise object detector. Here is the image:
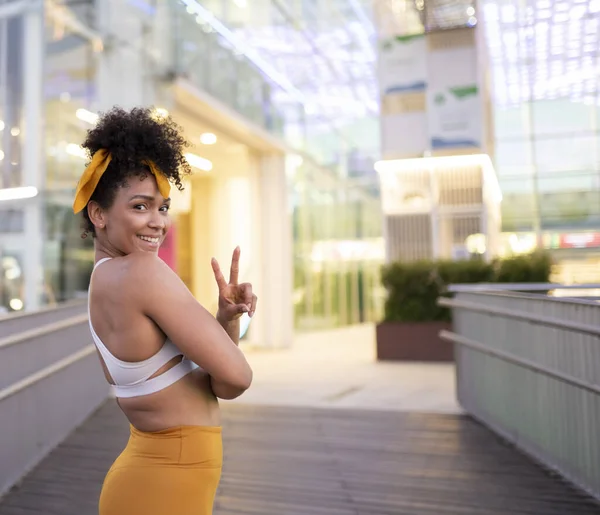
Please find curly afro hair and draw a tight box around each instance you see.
[79,106,191,237]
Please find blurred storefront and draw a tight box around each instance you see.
[0,0,384,344]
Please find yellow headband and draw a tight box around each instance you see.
[72,149,171,214]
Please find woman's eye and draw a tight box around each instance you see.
[133,204,147,211]
[160,205,170,212]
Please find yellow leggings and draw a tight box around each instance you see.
[99,424,222,515]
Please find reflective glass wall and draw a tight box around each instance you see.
[482,0,600,233]
[171,0,380,178]
[291,160,384,331]
[170,1,297,141]
[42,11,98,305]
[0,13,24,190]
[173,0,385,330]
[0,4,101,313]
[0,12,26,313]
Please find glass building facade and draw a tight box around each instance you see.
[291,160,384,330]
[0,0,384,331]
[42,7,99,305]
[482,0,600,234]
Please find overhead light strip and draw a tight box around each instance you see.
[0,186,38,202]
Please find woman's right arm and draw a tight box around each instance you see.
[129,253,253,396]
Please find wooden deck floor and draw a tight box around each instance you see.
[0,400,598,515]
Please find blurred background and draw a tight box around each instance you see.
[1,0,600,343]
[4,2,600,513]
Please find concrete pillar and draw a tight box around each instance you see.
[252,154,293,349]
[22,2,44,311]
[190,174,215,310]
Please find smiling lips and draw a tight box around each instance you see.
[138,235,160,245]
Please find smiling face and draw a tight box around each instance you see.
[90,171,172,256]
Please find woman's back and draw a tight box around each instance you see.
[89,254,222,432]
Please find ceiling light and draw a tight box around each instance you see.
[199,133,217,145]
[0,186,38,202]
[185,152,213,171]
[5,266,20,280]
[66,143,88,159]
[233,0,247,7]
[10,127,20,136]
[76,108,99,125]
[152,107,170,120]
[9,298,23,311]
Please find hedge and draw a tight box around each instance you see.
[381,251,553,323]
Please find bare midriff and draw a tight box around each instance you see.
[99,357,221,432]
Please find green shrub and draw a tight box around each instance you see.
[381,260,448,323]
[493,251,553,283]
[381,251,553,323]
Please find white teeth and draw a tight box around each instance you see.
[138,235,159,243]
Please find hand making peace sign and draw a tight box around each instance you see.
[211,247,257,322]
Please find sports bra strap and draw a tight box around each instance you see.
[88,256,198,398]
[94,257,112,270]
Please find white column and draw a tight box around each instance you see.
[253,154,293,349]
[22,1,44,311]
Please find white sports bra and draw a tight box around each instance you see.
[88,257,198,398]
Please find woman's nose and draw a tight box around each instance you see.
[148,212,166,229]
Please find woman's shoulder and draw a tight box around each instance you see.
[108,253,193,315]
[121,251,165,268]
[102,253,173,290]
[123,252,173,278]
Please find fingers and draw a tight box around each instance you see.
[233,290,257,318]
[239,282,253,309]
[211,257,228,290]
[229,246,240,285]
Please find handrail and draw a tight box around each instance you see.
[0,345,97,402]
[438,297,600,337]
[448,283,600,293]
[0,298,87,322]
[446,288,600,307]
[440,330,600,396]
[446,285,600,307]
[0,314,89,349]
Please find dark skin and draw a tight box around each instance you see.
[87,172,255,431]
[212,247,258,320]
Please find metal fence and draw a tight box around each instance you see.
[439,286,600,501]
[0,299,87,339]
[0,302,108,499]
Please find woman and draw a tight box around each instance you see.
[72,106,255,514]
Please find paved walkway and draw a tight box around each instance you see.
[1,401,599,515]
[1,324,598,514]
[235,324,462,414]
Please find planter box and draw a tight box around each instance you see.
[376,321,453,362]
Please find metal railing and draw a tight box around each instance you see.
[0,303,108,499]
[0,299,87,339]
[439,285,600,501]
